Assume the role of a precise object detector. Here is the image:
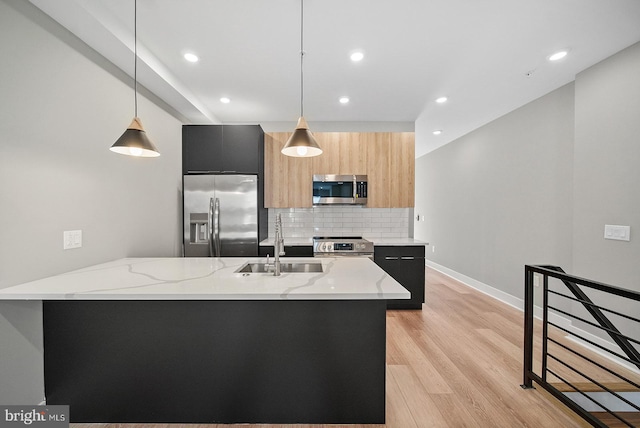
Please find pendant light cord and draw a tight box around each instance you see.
[134,0,138,118]
[300,0,304,118]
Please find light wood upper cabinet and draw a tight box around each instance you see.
[338,133,368,175]
[264,132,312,208]
[264,133,285,207]
[311,133,341,175]
[265,131,414,208]
[389,133,415,208]
[311,133,367,175]
[365,133,391,208]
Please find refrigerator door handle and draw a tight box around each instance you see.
[214,198,221,256]
[208,198,215,256]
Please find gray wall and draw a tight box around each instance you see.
[414,83,575,300]
[571,42,640,339]
[0,1,182,404]
[573,42,640,288]
[415,41,639,312]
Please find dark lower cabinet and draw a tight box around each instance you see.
[374,246,425,309]
[259,245,314,257]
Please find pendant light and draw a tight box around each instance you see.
[110,0,160,157]
[281,0,322,158]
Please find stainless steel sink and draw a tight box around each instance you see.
[235,262,323,274]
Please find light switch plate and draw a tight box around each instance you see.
[604,225,630,242]
[63,230,82,249]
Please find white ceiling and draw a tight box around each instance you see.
[28,0,640,157]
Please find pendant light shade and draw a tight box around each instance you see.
[281,0,322,158]
[110,117,160,157]
[110,0,160,157]
[281,117,322,157]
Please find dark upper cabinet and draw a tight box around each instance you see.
[374,245,425,310]
[183,124,267,244]
[183,125,223,173]
[183,125,264,174]
[220,125,264,174]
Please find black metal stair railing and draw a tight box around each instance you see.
[521,265,640,428]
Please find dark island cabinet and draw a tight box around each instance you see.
[183,125,264,174]
[374,245,425,309]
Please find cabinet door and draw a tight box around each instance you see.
[389,133,415,207]
[182,125,223,173]
[264,132,312,208]
[312,133,341,175]
[258,245,275,257]
[284,245,314,257]
[287,155,313,207]
[339,133,368,175]
[264,133,287,207]
[258,245,313,257]
[312,133,367,175]
[374,246,425,309]
[365,133,391,208]
[221,125,263,174]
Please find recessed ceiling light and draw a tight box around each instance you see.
[339,96,350,104]
[435,97,448,104]
[350,51,364,62]
[433,130,443,135]
[220,97,231,104]
[183,52,199,63]
[548,50,568,61]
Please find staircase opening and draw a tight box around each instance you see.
[522,265,640,427]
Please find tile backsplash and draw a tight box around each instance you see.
[268,207,411,239]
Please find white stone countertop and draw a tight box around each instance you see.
[370,238,428,246]
[259,237,427,246]
[0,257,410,301]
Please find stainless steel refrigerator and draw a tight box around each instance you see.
[183,174,258,257]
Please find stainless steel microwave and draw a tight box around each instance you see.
[312,174,367,205]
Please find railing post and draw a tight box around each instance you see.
[541,273,549,383]
[521,265,535,389]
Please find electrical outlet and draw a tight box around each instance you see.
[604,225,630,241]
[63,230,82,250]
[432,245,435,253]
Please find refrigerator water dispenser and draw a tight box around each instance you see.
[190,213,209,243]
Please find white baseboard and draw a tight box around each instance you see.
[425,260,523,311]
[425,260,639,375]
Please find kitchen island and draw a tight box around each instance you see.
[0,257,408,424]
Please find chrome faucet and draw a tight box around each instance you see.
[273,213,285,276]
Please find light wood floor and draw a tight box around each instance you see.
[71,267,640,428]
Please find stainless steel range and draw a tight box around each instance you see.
[313,236,374,258]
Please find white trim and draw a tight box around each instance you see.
[425,260,523,310]
[425,260,639,375]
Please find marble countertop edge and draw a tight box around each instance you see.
[0,257,410,301]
